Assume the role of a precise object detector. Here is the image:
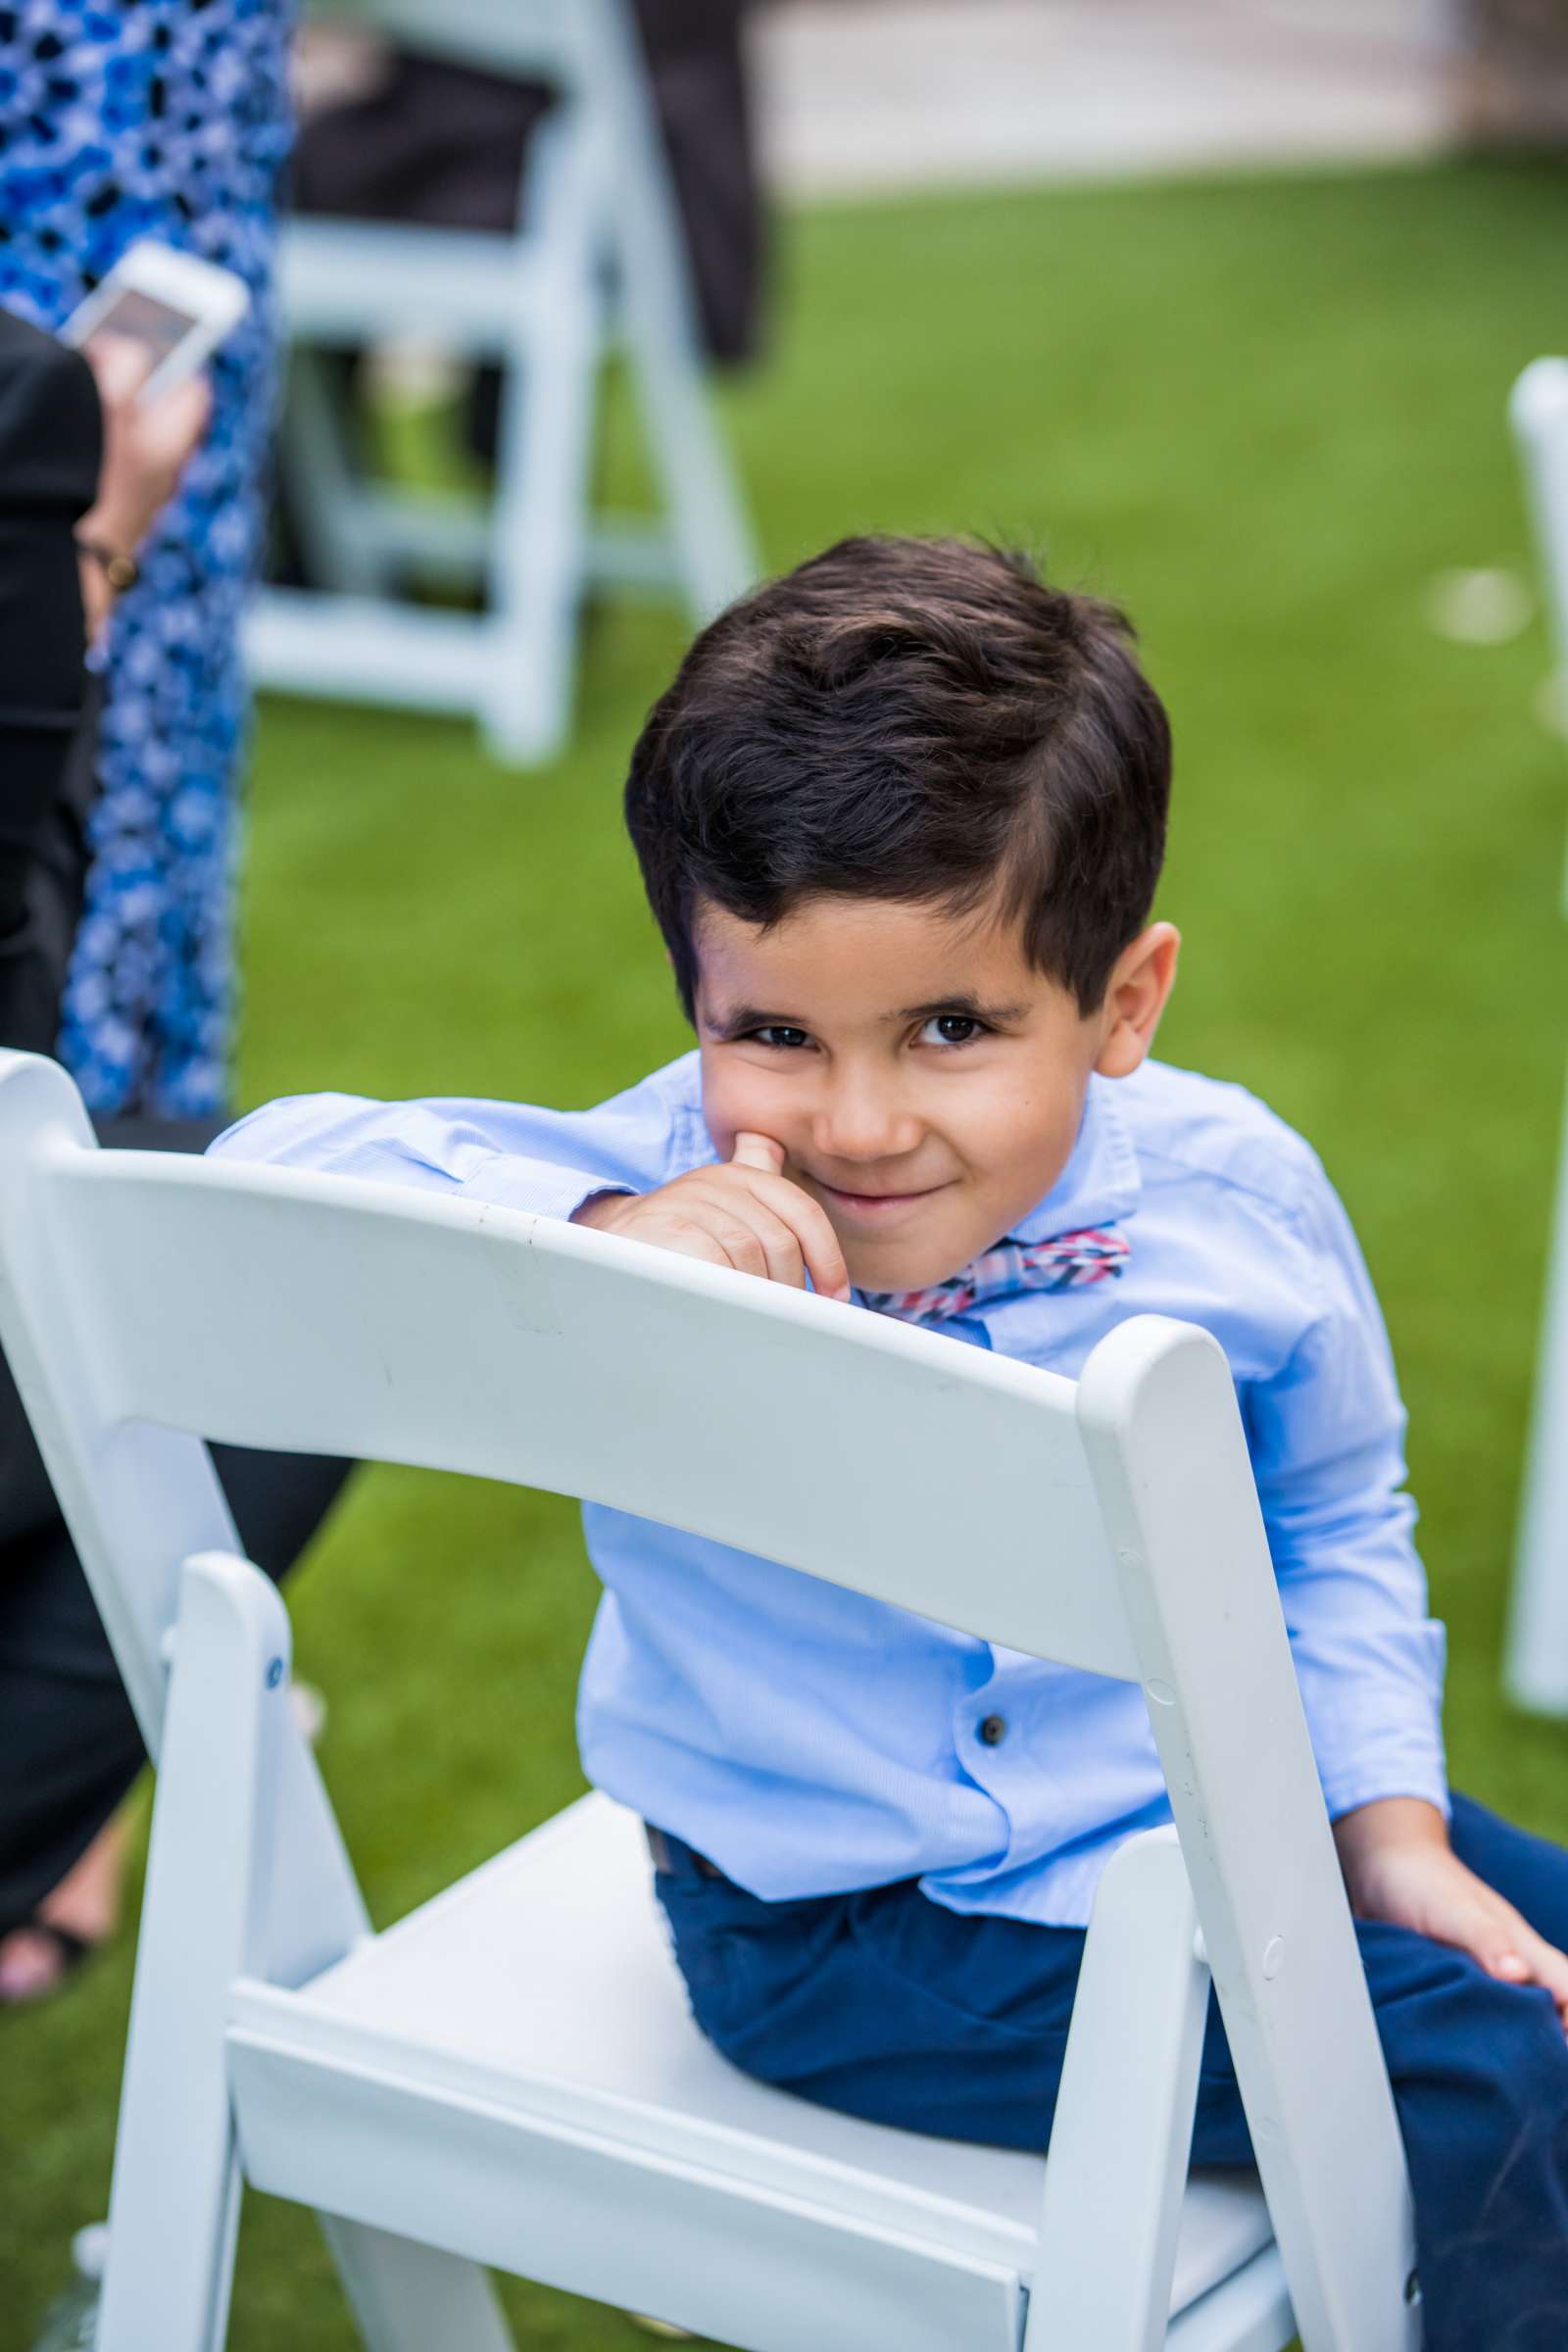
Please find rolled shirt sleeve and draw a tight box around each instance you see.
[1244,1156,1448,1822]
[208,1071,690,1226]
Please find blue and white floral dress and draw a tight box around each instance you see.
[0,0,290,1115]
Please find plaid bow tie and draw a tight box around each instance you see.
[858,1226,1129,1325]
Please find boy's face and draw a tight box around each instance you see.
[695,896,1178,1294]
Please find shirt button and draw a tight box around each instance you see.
[979,1713,1007,1746]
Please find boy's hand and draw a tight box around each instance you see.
[1334,1797,1568,2031]
[571,1132,852,1300]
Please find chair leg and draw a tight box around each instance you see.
[619,258,758,624]
[321,2217,516,2352]
[280,349,396,599]
[1026,1828,1210,2352]
[592,0,758,620]
[480,109,602,767]
[97,1555,293,2352]
[1508,1047,1568,1711]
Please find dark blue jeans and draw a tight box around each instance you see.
[655,1794,1568,2350]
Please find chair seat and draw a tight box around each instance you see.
[228,1794,1279,2349]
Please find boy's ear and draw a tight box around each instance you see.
[1094,922,1180,1079]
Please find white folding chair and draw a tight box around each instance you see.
[246,0,758,766]
[0,1049,1419,2351]
[1506,358,1568,1712]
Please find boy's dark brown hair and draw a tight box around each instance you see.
[624,535,1171,1018]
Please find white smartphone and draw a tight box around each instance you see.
[62,239,250,402]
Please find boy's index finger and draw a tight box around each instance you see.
[725,1133,852,1301]
[760,1177,853,1303]
[730,1130,786,1175]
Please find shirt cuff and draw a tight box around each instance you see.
[457,1155,635,1228]
[1320,1737,1450,1825]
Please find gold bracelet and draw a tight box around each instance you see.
[74,537,139,594]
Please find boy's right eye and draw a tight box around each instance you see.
[750,1025,811,1051]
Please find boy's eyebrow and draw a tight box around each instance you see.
[705,993,1032,1035]
[704,1003,798,1036]
[889,993,1031,1025]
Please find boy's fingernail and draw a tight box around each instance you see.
[834,1284,853,1302]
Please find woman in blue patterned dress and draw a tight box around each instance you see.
[0,0,291,1116]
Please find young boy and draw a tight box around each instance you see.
[215,537,1568,2346]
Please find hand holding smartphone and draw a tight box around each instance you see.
[62,239,249,403]
[60,242,248,634]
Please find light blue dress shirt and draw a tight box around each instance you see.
[212,1054,1448,1927]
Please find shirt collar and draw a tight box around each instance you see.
[1009,1074,1141,1246]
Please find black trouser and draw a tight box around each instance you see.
[0,1115,351,1934]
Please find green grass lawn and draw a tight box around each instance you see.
[7,155,1568,2346]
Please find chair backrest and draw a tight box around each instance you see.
[296,0,710,352]
[0,1051,1417,2348]
[0,1055,1131,1736]
[301,0,598,83]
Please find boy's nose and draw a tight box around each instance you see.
[811,1084,922,1165]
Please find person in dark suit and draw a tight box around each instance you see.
[0,312,110,1057]
[0,308,350,2001]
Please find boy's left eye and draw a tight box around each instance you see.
[919,1014,985,1048]
[750,1024,811,1051]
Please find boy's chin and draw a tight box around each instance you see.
[832,1205,1001,1298]
[841,1243,969,1298]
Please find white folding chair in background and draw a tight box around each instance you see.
[0,1048,1419,2351]
[246,0,758,766]
[1505,356,1568,1713]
